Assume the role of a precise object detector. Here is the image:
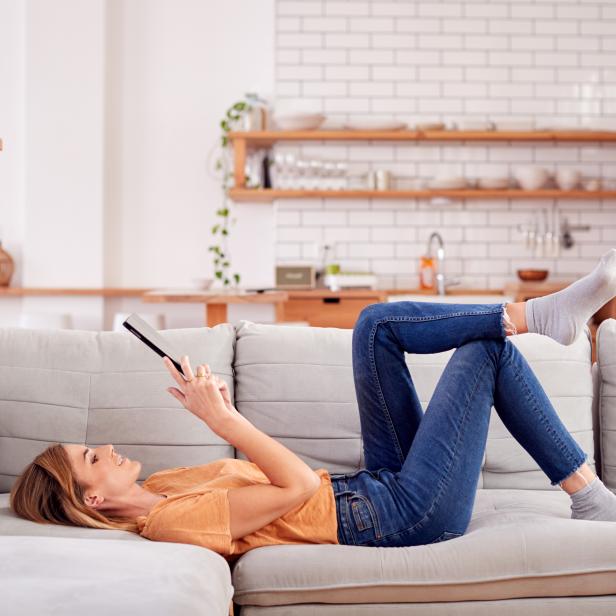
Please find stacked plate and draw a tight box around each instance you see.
[343,120,407,131]
[493,120,535,131]
[452,120,494,131]
[477,177,510,189]
[415,122,446,131]
[428,176,468,189]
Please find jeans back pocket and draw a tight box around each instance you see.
[348,493,383,542]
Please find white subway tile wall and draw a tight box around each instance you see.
[272,0,616,290]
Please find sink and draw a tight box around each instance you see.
[387,294,515,305]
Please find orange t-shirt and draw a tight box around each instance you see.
[135,458,339,563]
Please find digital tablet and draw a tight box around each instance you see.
[122,313,185,377]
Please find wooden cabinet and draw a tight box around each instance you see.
[279,290,387,329]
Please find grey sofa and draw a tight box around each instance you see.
[1,316,616,615]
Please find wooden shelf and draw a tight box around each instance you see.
[228,129,616,200]
[228,129,616,146]
[0,287,153,297]
[229,188,616,203]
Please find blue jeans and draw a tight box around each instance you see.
[330,301,588,547]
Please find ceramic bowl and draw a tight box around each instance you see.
[274,113,326,131]
[517,269,549,282]
[583,178,603,191]
[513,166,549,191]
[192,278,214,290]
[555,169,581,191]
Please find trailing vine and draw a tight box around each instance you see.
[209,96,255,288]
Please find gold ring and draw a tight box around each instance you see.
[196,374,208,378]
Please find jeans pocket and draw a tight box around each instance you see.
[349,493,383,540]
[429,530,464,544]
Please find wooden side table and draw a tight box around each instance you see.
[141,290,289,327]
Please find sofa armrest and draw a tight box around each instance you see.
[596,318,616,494]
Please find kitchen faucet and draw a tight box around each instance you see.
[426,231,461,295]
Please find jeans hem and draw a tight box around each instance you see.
[551,452,589,487]
[501,302,518,336]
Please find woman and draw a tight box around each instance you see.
[10,249,616,561]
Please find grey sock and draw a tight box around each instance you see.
[570,476,616,522]
[525,248,616,345]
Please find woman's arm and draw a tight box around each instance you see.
[218,412,321,493]
[164,356,321,493]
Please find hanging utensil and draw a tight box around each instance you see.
[544,207,553,258]
[529,211,537,256]
[552,205,560,257]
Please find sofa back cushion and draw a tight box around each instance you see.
[0,325,236,493]
[597,318,616,492]
[233,320,596,490]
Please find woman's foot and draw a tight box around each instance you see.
[569,476,616,522]
[525,248,616,345]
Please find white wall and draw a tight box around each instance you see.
[104,0,275,289]
[0,0,25,329]
[3,0,614,329]
[0,0,275,329]
[273,0,616,290]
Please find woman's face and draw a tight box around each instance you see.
[62,443,141,510]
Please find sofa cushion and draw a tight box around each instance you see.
[0,535,233,616]
[0,324,236,493]
[0,492,146,540]
[231,488,616,607]
[597,318,616,492]
[233,320,596,490]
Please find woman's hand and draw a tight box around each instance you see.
[163,355,240,435]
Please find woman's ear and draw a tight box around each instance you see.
[84,492,104,509]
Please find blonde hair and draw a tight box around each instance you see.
[10,443,139,533]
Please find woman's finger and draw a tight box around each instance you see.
[163,357,186,388]
[217,377,231,401]
[166,386,186,403]
[181,355,195,382]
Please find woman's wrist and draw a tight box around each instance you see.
[214,411,246,440]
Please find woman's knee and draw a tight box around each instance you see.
[457,337,505,358]
[354,303,386,338]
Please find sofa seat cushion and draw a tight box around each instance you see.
[231,488,616,606]
[0,492,148,540]
[0,535,233,616]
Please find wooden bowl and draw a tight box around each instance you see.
[517,269,549,282]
